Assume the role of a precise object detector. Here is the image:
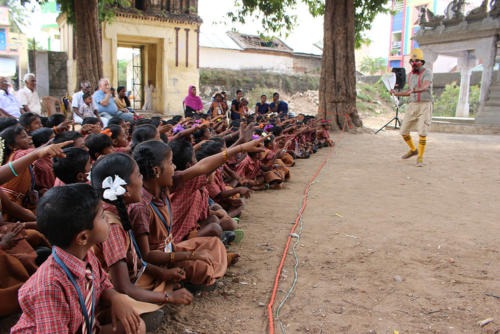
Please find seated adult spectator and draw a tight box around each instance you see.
[183,85,203,117]
[114,86,133,113]
[209,93,228,119]
[270,92,288,118]
[93,78,133,122]
[0,77,23,118]
[255,94,270,115]
[17,73,41,115]
[231,89,243,120]
[71,80,92,123]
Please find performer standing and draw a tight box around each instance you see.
[391,48,433,167]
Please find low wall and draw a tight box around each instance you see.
[28,50,68,98]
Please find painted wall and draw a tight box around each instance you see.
[200,47,294,73]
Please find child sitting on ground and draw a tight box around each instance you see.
[0,124,38,212]
[30,128,56,195]
[19,112,43,134]
[130,140,233,285]
[52,147,91,186]
[11,184,145,334]
[104,124,130,153]
[90,153,193,318]
[261,135,290,182]
[196,140,251,218]
[317,120,334,147]
[53,130,86,149]
[169,140,239,243]
[85,133,114,161]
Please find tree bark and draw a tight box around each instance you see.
[319,0,362,130]
[73,0,103,91]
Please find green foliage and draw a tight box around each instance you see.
[2,0,30,31]
[360,56,386,75]
[374,80,392,103]
[434,82,481,117]
[28,38,46,51]
[19,0,131,24]
[355,79,400,115]
[117,60,128,88]
[227,0,390,46]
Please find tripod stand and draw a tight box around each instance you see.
[375,96,402,134]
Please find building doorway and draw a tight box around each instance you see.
[117,46,143,110]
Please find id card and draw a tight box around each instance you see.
[164,234,173,253]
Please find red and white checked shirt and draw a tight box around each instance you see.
[33,156,55,191]
[235,154,262,180]
[206,167,226,199]
[170,175,209,243]
[95,206,141,281]
[11,246,112,334]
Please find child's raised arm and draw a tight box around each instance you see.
[0,141,72,185]
[178,135,269,184]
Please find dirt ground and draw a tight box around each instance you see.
[157,114,500,334]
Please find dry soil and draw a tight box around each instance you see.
[157,119,500,334]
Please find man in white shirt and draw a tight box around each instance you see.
[0,77,23,118]
[16,73,41,114]
[72,80,92,123]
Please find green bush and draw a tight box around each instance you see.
[199,69,319,98]
[359,56,387,75]
[434,82,480,117]
[374,80,392,103]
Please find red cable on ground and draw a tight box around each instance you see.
[267,117,349,334]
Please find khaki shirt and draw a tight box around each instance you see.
[408,67,433,103]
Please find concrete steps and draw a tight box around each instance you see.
[476,81,500,124]
[476,107,500,124]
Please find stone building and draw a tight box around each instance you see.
[57,0,202,114]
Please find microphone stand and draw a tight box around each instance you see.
[375,89,402,134]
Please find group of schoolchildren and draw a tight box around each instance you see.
[0,88,334,333]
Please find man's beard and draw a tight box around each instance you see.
[411,64,420,73]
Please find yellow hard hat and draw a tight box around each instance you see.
[411,48,424,61]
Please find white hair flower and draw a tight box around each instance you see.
[102,175,127,201]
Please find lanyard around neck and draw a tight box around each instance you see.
[149,197,172,235]
[52,247,94,333]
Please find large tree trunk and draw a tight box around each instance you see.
[74,0,103,90]
[319,0,362,130]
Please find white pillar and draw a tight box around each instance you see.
[456,52,474,117]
